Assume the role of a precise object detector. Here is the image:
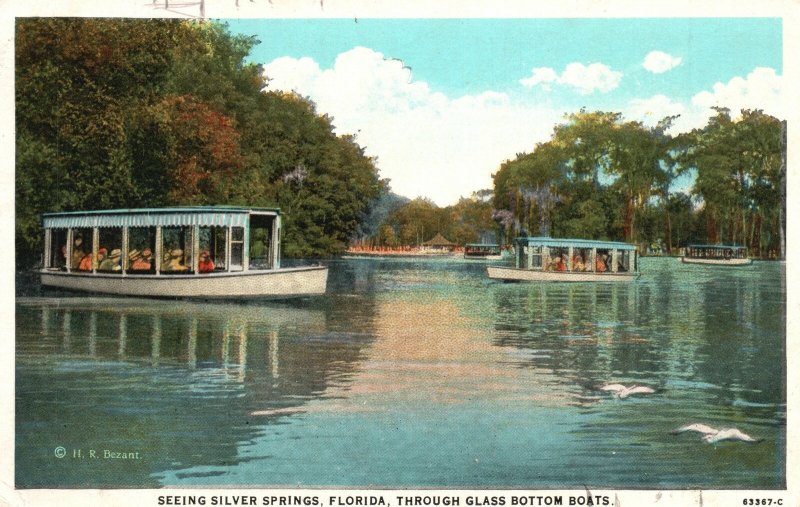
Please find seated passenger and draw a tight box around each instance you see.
[78,247,106,271]
[163,248,189,272]
[596,254,607,273]
[127,249,141,267]
[78,253,93,271]
[572,255,585,272]
[198,250,215,273]
[554,255,567,272]
[71,236,85,269]
[98,249,122,271]
[131,248,153,270]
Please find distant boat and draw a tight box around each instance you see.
[681,244,752,266]
[39,207,328,298]
[464,243,504,260]
[487,237,640,282]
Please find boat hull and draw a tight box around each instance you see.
[40,266,328,298]
[486,265,639,282]
[681,257,752,266]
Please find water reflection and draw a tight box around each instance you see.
[15,258,786,489]
[486,261,785,488]
[16,297,366,488]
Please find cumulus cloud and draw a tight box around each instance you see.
[627,95,684,124]
[518,67,559,91]
[691,67,782,116]
[263,47,560,206]
[519,62,623,95]
[642,51,683,74]
[625,67,783,134]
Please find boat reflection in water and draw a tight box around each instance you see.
[15,297,366,488]
[15,256,785,489]
[487,273,784,471]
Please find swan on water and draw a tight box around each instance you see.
[599,383,656,398]
[671,423,760,443]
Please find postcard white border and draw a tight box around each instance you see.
[1,1,797,506]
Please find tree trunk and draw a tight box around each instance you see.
[664,207,672,254]
[707,212,718,244]
[623,197,634,242]
[752,213,762,258]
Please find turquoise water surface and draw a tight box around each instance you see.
[15,257,786,488]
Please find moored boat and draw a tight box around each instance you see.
[681,244,752,266]
[487,237,640,282]
[39,207,327,298]
[464,243,503,260]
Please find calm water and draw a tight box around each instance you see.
[15,257,786,489]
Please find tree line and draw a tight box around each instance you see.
[16,19,785,263]
[16,18,384,266]
[489,108,785,258]
[364,108,785,259]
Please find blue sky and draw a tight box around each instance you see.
[229,18,780,97]
[224,18,783,205]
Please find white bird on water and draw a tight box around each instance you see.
[672,423,760,443]
[599,383,656,399]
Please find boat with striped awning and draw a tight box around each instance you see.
[487,237,640,282]
[681,244,752,266]
[39,207,328,298]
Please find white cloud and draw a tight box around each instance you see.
[625,94,707,134]
[519,62,623,95]
[263,49,784,206]
[263,47,560,206]
[627,94,685,125]
[518,67,559,91]
[625,67,784,134]
[642,51,683,74]
[691,67,782,117]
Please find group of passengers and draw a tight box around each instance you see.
[68,236,124,272]
[545,252,613,273]
[66,235,215,273]
[160,247,215,273]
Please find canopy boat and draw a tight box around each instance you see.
[681,244,752,266]
[464,243,503,260]
[487,237,640,282]
[39,207,328,298]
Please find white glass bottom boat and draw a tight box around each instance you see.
[38,207,328,298]
[487,237,640,283]
[464,243,504,261]
[680,244,752,266]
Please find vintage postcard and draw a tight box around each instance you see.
[2,1,797,506]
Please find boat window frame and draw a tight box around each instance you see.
[44,228,68,271]
[96,227,124,274]
[229,226,245,272]
[570,247,592,272]
[126,226,157,275]
[248,214,276,271]
[160,225,195,275]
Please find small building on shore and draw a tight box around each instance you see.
[422,233,456,252]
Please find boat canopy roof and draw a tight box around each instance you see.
[687,244,747,250]
[514,236,637,251]
[42,207,280,229]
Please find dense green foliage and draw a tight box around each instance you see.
[367,192,497,247]
[491,109,785,257]
[16,18,383,265]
